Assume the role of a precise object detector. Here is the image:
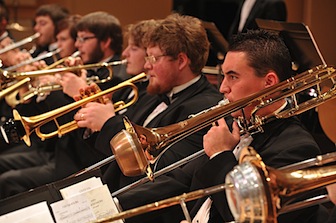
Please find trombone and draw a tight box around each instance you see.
[94,184,229,223]
[3,48,62,72]
[108,65,336,181]
[0,33,40,55]
[2,58,126,106]
[0,58,126,80]
[225,146,336,223]
[93,147,336,223]
[7,72,147,146]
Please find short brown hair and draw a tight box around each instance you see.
[76,11,122,54]
[125,19,160,48]
[144,13,210,74]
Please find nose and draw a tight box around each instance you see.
[74,40,81,49]
[122,46,130,58]
[219,77,230,94]
[144,60,152,70]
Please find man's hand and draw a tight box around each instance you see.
[203,118,240,158]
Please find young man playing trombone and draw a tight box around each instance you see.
[113,29,326,223]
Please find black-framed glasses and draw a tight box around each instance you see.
[144,55,167,65]
[76,36,97,43]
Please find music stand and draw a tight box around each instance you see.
[256,19,326,74]
[202,21,229,62]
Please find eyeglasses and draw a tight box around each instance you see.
[76,36,96,43]
[144,55,167,65]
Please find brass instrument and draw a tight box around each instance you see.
[3,58,125,106]
[0,33,40,55]
[3,48,62,72]
[94,184,229,223]
[9,72,147,146]
[5,51,81,107]
[0,77,30,99]
[43,50,81,70]
[109,65,336,181]
[0,58,126,80]
[225,147,336,223]
[93,147,336,223]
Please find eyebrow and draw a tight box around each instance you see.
[225,70,238,76]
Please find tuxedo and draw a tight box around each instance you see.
[117,116,323,223]
[227,0,287,39]
[93,75,222,193]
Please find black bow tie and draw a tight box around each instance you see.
[158,94,171,105]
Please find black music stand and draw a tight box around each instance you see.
[256,19,326,74]
[0,169,102,218]
[202,21,229,64]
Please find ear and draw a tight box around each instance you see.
[264,71,279,88]
[177,52,189,70]
[100,37,112,50]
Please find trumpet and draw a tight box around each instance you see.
[0,77,31,99]
[109,65,336,181]
[3,72,147,146]
[0,33,40,55]
[4,51,82,107]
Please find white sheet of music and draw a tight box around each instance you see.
[51,184,123,223]
[0,201,54,223]
[59,176,103,199]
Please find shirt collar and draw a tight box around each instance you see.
[167,75,201,100]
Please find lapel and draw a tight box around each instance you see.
[243,0,265,31]
[130,94,162,126]
[228,0,245,37]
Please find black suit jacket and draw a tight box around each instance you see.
[227,0,287,39]
[191,117,322,223]
[94,75,222,192]
[117,116,322,223]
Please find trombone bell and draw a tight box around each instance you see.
[225,147,336,223]
[110,128,153,179]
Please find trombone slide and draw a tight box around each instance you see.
[0,33,40,55]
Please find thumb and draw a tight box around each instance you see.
[232,121,241,140]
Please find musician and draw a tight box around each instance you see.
[31,4,69,65]
[73,13,223,200]
[52,18,160,180]
[58,11,129,99]
[0,11,130,199]
[32,14,82,97]
[227,0,287,40]
[114,29,326,223]
[55,14,81,58]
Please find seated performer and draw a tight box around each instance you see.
[73,13,223,198]
[114,29,325,223]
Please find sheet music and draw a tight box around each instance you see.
[51,184,123,223]
[59,176,103,199]
[50,194,95,223]
[0,201,54,223]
